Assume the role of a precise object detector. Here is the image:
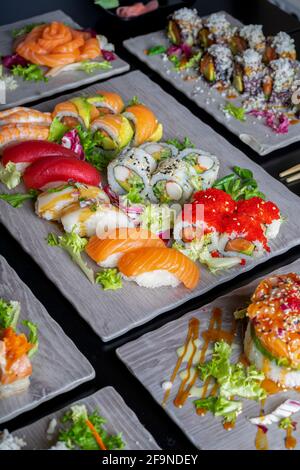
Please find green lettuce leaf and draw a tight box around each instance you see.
[22,320,39,357]
[96,268,122,290]
[195,396,242,423]
[79,61,112,74]
[48,117,69,143]
[12,23,44,38]
[0,298,20,329]
[12,64,48,82]
[198,247,241,273]
[0,189,38,208]
[0,162,21,189]
[223,102,246,121]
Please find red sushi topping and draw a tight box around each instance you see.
[23,156,101,190]
[222,213,269,250]
[192,188,236,215]
[236,197,280,224]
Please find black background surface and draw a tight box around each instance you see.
[0,0,300,450]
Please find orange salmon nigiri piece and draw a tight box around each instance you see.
[86,228,165,267]
[118,247,200,290]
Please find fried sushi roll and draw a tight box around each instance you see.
[200,44,233,85]
[263,31,296,64]
[198,12,235,49]
[230,24,265,55]
[167,8,202,46]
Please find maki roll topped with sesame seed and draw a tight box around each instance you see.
[167,8,202,47]
[198,12,235,49]
[200,44,233,85]
[263,31,296,64]
[244,273,300,388]
[231,24,266,55]
[262,58,297,104]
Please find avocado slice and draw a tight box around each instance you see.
[148,122,163,143]
[70,97,92,129]
[167,20,181,45]
[233,64,244,93]
[230,35,247,55]
[198,28,211,49]
[153,181,171,204]
[119,116,134,149]
[225,238,255,256]
[86,95,105,106]
[250,323,291,368]
[200,54,216,82]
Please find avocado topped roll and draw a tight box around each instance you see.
[244,273,300,388]
[230,24,266,55]
[52,98,98,130]
[262,58,296,104]
[263,31,296,64]
[200,44,233,85]
[149,158,195,204]
[233,49,266,95]
[167,8,202,46]
[177,148,220,190]
[199,12,235,49]
[107,148,155,198]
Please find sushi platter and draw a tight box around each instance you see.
[0,1,300,453]
[0,70,299,342]
[123,11,300,155]
[0,10,130,110]
[117,258,300,450]
[3,387,159,450]
[0,254,95,424]
[0,72,300,341]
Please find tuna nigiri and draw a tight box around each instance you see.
[86,227,165,267]
[23,156,101,190]
[118,247,200,289]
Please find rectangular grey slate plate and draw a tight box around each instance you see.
[1,70,300,342]
[0,255,95,424]
[117,258,300,450]
[13,386,160,450]
[0,10,130,110]
[123,12,300,155]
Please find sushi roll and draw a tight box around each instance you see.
[86,91,125,114]
[90,114,133,151]
[0,124,50,152]
[36,184,109,221]
[149,157,194,204]
[177,148,220,190]
[217,213,269,259]
[198,12,235,49]
[263,31,296,64]
[123,104,163,147]
[200,44,233,85]
[230,24,265,55]
[61,202,134,238]
[86,227,165,267]
[107,148,155,198]
[262,58,296,104]
[233,49,266,95]
[118,247,200,289]
[140,142,178,165]
[52,97,98,129]
[244,273,300,388]
[167,8,202,46]
[236,197,282,240]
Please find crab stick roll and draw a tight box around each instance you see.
[61,203,133,237]
[90,114,133,151]
[86,227,165,267]
[36,184,109,221]
[177,148,220,190]
[149,158,194,204]
[23,156,101,190]
[217,213,269,259]
[244,273,300,388]
[236,197,282,240]
[108,148,155,197]
[123,104,163,147]
[87,91,125,114]
[140,142,178,165]
[2,140,79,174]
[118,246,200,289]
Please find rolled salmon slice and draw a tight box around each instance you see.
[118,247,200,289]
[123,104,159,146]
[86,227,166,266]
[88,91,125,114]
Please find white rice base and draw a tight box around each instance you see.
[266,219,282,239]
[0,377,30,399]
[0,430,26,450]
[244,322,300,388]
[123,270,180,288]
[99,252,122,268]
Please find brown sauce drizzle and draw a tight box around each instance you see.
[255,426,269,451]
[290,119,300,125]
[285,427,297,450]
[162,317,200,408]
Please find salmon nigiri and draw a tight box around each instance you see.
[86,227,166,267]
[118,247,200,289]
[123,104,163,146]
